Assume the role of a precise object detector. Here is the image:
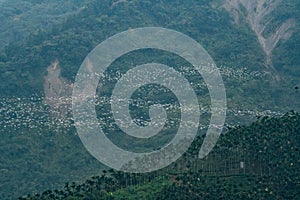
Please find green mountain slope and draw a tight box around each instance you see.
[19,112,300,199]
[1,0,265,96]
[0,0,88,51]
[0,0,299,109]
[0,0,299,199]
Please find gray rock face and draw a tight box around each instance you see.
[44,59,73,118]
[224,0,296,81]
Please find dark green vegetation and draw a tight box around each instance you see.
[0,0,86,51]
[0,0,299,108]
[0,0,299,199]
[0,0,261,96]
[18,112,300,199]
[272,1,300,77]
[0,98,104,199]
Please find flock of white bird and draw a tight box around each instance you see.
[0,66,282,135]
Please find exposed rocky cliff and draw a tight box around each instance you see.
[44,60,73,118]
[224,0,296,81]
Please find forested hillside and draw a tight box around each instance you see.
[0,0,299,109]
[0,0,87,50]
[0,0,299,199]
[0,0,264,96]
[19,112,300,199]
